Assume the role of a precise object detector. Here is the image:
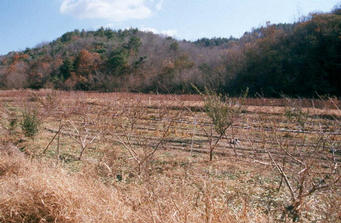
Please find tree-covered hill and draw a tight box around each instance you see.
[0,8,340,97]
[0,28,224,93]
[225,11,341,97]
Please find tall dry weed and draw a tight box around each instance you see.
[0,147,130,223]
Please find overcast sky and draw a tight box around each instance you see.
[0,0,339,55]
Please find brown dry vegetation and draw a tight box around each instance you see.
[0,89,340,223]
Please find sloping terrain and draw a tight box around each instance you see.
[0,8,340,97]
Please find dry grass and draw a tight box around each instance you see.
[0,146,130,223]
[0,146,268,223]
[0,90,340,223]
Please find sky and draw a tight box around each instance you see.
[0,0,340,55]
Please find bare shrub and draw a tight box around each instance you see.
[112,98,179,175]
[267,136,340,222]
[284,98,309,130]
[260,100,341,222]
[68,118,101,161]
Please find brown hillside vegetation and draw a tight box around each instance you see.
[0,7,340,97]
[0,90,340,222]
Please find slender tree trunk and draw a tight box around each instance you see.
[78,146,86,160]
[209,148,213,161]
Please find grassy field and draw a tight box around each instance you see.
[0,89,340,222]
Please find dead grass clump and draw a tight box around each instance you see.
[0,145,24,177]
[0,150,130,223]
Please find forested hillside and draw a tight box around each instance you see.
[0,8,340,97]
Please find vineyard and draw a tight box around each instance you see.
[0,89,340,222]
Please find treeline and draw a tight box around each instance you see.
[0,7,340,97]
[224,9,341,97]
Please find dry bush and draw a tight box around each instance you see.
[111,98,180,175]
[0,147,130,223]
[254,100,341,222]
[199,88,243,160]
